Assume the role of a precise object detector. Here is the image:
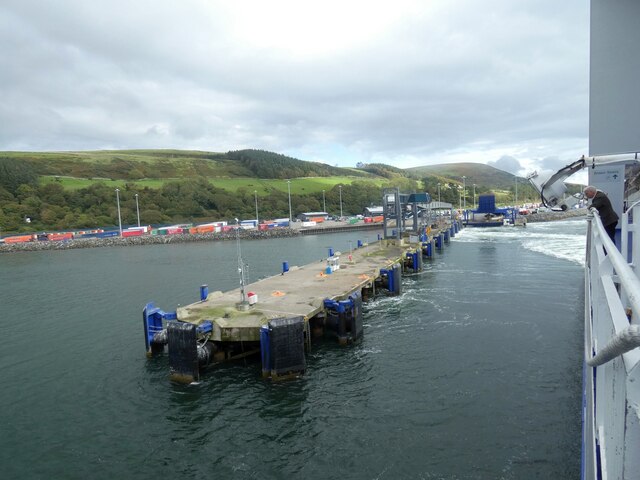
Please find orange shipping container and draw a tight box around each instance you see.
[4,235,34,244]
[196,225,215,234]
[372,215,384,223]
[47,232,73,241]
[309,217,325,223]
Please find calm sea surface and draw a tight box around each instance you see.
[0,220,586,479]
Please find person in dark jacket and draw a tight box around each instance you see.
[583,186,619,242]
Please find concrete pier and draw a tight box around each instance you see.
[175,239,411,342]
[144,220,462,382]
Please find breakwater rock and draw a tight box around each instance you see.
[0,228,301,254]
[524,209,587,223]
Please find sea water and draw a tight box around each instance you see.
[0,219,585,479]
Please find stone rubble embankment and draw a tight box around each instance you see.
[0,228,301,253]
[0,211,587,254]
[523,209,587,223]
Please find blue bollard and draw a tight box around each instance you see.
[200,284,208,301]
[282,261,289,273]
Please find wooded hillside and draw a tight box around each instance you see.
[0,150,546,234]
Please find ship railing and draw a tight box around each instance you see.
[584,204,640,480]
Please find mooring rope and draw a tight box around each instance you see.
[588,324,640,366]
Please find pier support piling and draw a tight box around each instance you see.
[261,317,306,379]
[167,322,200,383]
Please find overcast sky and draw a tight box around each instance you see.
[0,0,590,181]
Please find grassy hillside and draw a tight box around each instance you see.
[0,150,413,234]
[1,148,564,234]
[3,149,372,181]
[39,175,388,195]
[406,162,520,190]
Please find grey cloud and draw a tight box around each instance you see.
[488,156,523,175]
[0,0,590,175]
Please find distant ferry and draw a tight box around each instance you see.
[462,194,519,227]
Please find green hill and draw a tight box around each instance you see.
[3,149,371,181]
[0,150,418,234]
[0,149,562,234]
[406,162,520,190]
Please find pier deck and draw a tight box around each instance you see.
[176,240,410,342]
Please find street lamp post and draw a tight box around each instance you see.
[514,175,518,205]
[254,190,259,224]
[135,193,141,227]
[287,180,292,222]
[473,184,476,208]
[115,188,123,236]
[322,189,326,213]
[437,183,441,203]
[339,185,343,219]
[462,176,466,210]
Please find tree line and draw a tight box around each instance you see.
[0,159,394,233]
[0,156,540,235]
[226,149,366,179]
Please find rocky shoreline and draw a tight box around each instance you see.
[0,228,301,253]
[522,209,587,223]
[0,210,587,254]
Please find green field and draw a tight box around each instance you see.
[40,176,169,190]
[39,175,388,195]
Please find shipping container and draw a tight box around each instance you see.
[240,220,258,229]
[96,230,120,238]
[47,232,73,241]
[122,230,143,238]
[3,235,34,244]
[126,226,150,233]
[197,225,215,233]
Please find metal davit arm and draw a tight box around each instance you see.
[527,157,586,209]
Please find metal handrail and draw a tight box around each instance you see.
[622,199,640,267]
[587,206,640,367]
